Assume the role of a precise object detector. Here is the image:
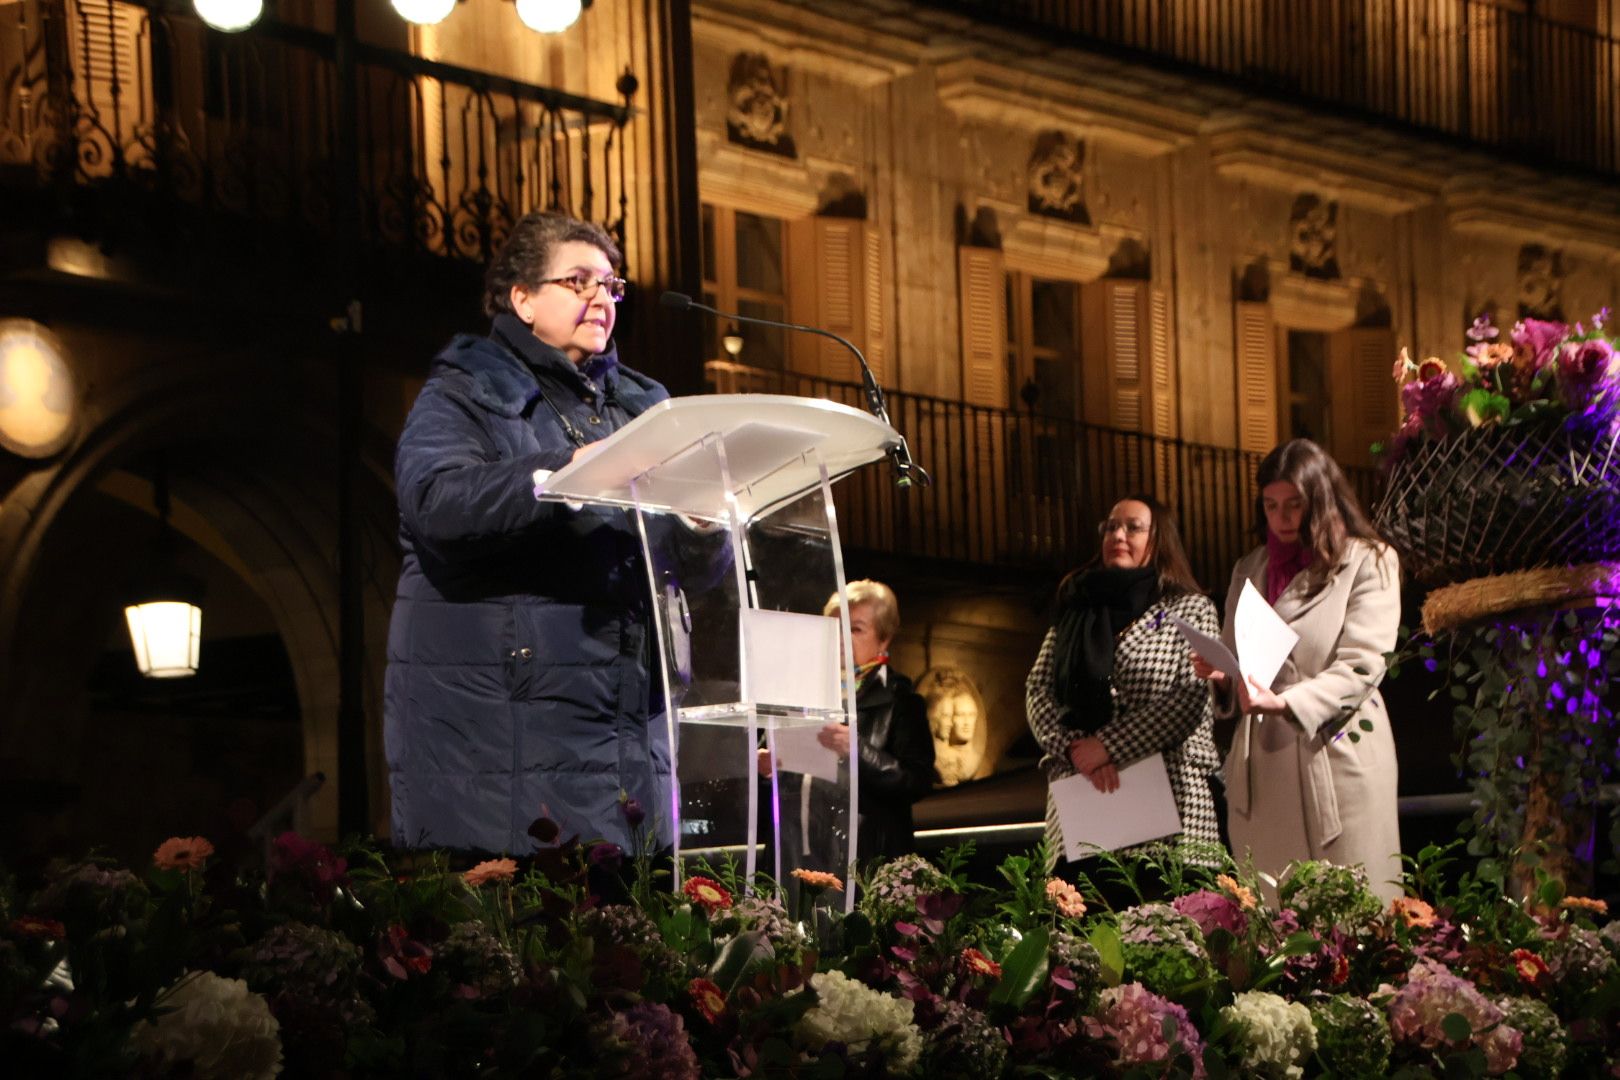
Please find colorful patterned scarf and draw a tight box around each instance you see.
[855,652,889,693]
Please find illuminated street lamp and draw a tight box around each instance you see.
[391,0,459,25]
[193,0,263,32]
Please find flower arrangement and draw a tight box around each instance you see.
[1388,309,1619,459]
[2,831,1618,1077]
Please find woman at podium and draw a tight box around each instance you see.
[1025,494,1223,883]
[385,211,678,856]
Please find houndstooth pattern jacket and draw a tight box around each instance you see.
[1026,588,1222,867]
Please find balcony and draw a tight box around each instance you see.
[925,0,1620,176]
[708,361,1381,589]
[0,0,634,269]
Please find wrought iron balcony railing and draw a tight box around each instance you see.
[0,0,634,264]
[927,0,1620,176]
[707,361,1382,590]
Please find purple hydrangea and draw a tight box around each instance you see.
[1086,982,1206,1078]
[1385,960,1522,1075]
[1172,889,1249,939]
[587,1001,701,1079]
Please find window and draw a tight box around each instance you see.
[701,203,787,371]
[1284,330,1331,444]
[1007,272,1082,418]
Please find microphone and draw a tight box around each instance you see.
[660,291,930,488]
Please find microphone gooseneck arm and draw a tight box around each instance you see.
[660,291,930,488]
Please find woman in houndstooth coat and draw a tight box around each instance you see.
[1026,493,1221,873]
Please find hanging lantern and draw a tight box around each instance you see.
[125,596,203,679]
[125,465,204,678]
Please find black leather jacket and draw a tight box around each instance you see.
[849,669,935,859]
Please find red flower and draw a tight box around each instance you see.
[379,924,433,980]
[688,977,727,1022]
[961,947,1001,978]
[9,916,66,939]
[153,836,215,872]
[1328,953,1351,987]
[682,876,733,913]
[1511,947,1549,987]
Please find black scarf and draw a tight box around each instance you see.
[1050,566,1160,732]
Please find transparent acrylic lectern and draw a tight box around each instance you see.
[534,395,899,911]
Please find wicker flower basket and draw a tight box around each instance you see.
[1374,422,1620,585]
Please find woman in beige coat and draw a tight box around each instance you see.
[1194,439,1404,903]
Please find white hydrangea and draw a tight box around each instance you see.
[129,971,282,1080]
[1220,990,1317,1079]
[795,970,922,1073]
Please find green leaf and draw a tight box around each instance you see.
[1441,1011,1473,1044]
[709,929,773,993]
[988,926,1051,1010]
[1537,877,1566,909]
[1359,718,1374,732]
[840,910,872,949]
[1090,921,1124,987]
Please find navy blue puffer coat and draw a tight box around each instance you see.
[385,313,674,855]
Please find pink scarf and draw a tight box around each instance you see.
[1265,531,1312,605]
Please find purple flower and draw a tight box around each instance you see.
[1086,983,1206,1078]
[1554,338,1618,413]
[587,1001,701,1079]
[589,842,624,870]
[1385,960,1522,1075]
[619,796,646,829]
[1467,314,1499,342]
[1510,318,1569,371]
[1172,890,1249,939]
[1399,361,1460,434]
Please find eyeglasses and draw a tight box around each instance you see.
[1097,519,1151,538]
[538,273,627,301]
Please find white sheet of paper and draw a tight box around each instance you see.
[1232,579,1300,690]
[1171,615,1243,685]
[739,609,840,709]
[771,725,840,782]
[1051,754,1183,860]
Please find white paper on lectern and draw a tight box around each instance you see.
[1051,755,1182,860]
[1231,579,1300,691]
[773,726,840,782]
[739,609,841,709]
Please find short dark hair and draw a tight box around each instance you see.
[1254,438,1384,574]
[482,212,622,317]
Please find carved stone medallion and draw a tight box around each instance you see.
[1026,131,1089,225]
[1289,194,1339,280]
[1517,244,1565,321]
[726,53,795,158]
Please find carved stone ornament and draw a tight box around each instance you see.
[726,53,796,159]
[1517,244,1565,321]
[1289,193,1339,280]
[1026,131,1089,225]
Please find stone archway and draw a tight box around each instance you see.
[0,348,398,857]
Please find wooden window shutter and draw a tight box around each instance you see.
[1328,327,1398,468]
[812,218,862,383]
[958,246,1007,407]
[863,227,886,385]
[1080,280,1160,433]
[786,218,878,383]
[1149,286,1176,437]
[1235,301,1279,454]
[68,0,152,172]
